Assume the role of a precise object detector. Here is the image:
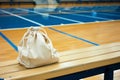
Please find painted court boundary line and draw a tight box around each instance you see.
[0,9,99,52]
[0,9,44,26]
[0,32,18,51]
[49,27,99,46]
[16,8,84,23]
[71,13,111,20]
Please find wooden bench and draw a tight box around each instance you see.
[0,42,120,80]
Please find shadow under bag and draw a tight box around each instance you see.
[17,27,59,68]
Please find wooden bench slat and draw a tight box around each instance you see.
[0,42,119,67]
[0,60,18,67]
[60,42,120,56]
[0,42,120,80]
[60,45,120,62]
[0,43,120,75]
[0,51,120,80]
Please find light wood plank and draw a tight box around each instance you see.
[0,51,120,80]
[0,28,91,61]
[0,42,119,67]
[53,20,120,44]
[0,43,120,80]
[1,28,91,52]
[0,36,18,62]
[1,21,120,62]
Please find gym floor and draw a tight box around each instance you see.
[0,1,120,80]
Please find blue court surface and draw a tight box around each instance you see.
[0,5,120,29]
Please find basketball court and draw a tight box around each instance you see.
[0,0,120,80]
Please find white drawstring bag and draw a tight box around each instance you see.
[17,27,59,68]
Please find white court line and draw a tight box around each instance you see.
[71,13,111,20]
[0,9,44,27]
[16,8,84,23]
